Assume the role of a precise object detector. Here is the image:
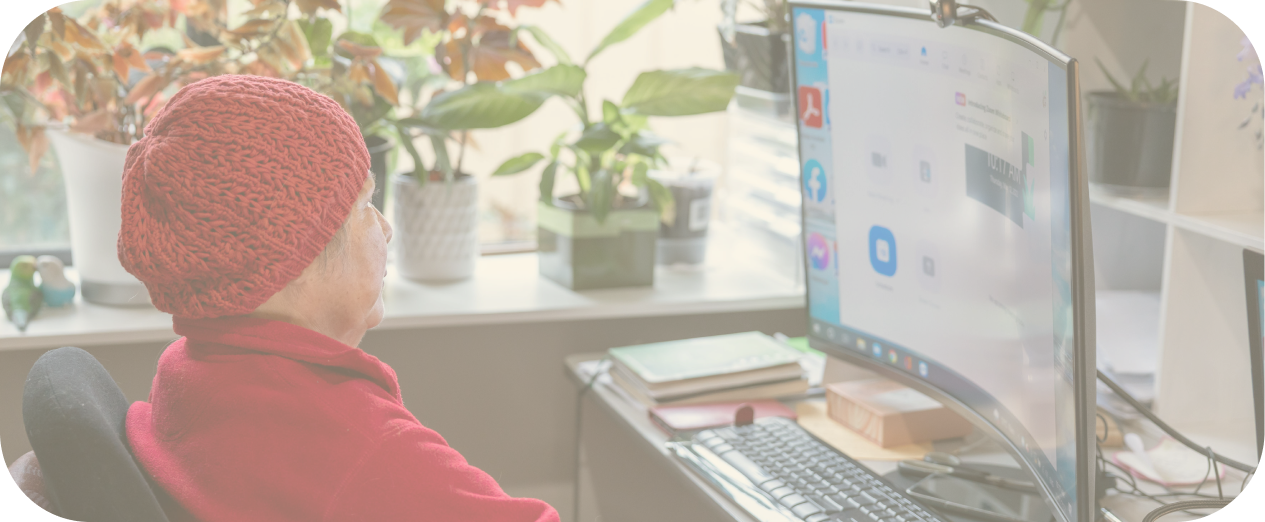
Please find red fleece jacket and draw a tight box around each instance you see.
[127,316,559,522]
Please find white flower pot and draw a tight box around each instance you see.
[392,174,479,282]
[46,130,151,306]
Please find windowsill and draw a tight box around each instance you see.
[0,231,805,351]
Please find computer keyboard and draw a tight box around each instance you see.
[687,417,946,522]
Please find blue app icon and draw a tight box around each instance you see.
[869,226,897,276]
[872,343,883,358]
[803,159,828,203]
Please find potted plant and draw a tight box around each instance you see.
[377,0,568,282]
[719,0,789,112]
[1086,59,1179,195]
[0,0,291,305]
[475,0,738,290]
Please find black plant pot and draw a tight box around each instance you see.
[364,135,394,209]
[1085,92,1177,195]
[536,198,658,290]
[719,22,791,95]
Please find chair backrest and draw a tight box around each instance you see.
[22,347,170,522]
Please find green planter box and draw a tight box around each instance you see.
[537,201,658,290]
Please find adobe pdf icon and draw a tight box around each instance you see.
[798,86,824,128]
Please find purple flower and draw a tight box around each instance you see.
[1237,37,1263,99]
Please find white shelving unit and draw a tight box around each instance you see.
[1089,3,1265,464]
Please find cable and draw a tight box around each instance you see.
[1097,370,1257,474]
[1141,499,1232,522]
[572,357,608,522]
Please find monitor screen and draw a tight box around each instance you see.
[791,4,1089,522]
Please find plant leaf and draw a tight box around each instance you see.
[422,65,584,129]
[519,25,571,65]
[295,0,341,15]
[469,28,542,82]
[380,0,448,46]
[587,0,674,65]
[395,123,427,181]
[430,134,452,176]
[175,45,226,65]
[371,59,399,105]
[646,177,675,224]
[1094,57,1134,103]
[549,130,568,158]
[492,152,546,176]
[338,39,383,59]
[602,99,622,127]
[619,130,672,157]
[572,123,620,152]
[622,68,738,116]
[299,18,333,61]
[23,14,45,54]
[502,64,585,97]
[539,160,558,202]
[124,74,167,105]
[587,168,615,223]
[70,108,113,134]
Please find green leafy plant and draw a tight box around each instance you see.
[1096,58,1179,105]
[1021,0,1070,46]
[379,0,567,184]
[430,0,738,223]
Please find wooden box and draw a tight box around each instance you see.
[825,379,972,448]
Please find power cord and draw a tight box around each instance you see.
[1097,370,1256,474]
[1140,499,1232,522]
[1098,370,1257,522]
[572,357,609,522]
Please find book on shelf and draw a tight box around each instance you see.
[606,332,809,407]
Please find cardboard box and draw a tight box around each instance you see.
[826,379,972,448]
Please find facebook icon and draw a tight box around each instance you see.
[803,159,828,203]
[869,226,897,277]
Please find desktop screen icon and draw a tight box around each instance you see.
[857,338,867,351]
[803,159,828,203]
[799,86,824,128]
[918,361,929,378]
[808,232,831,270]
[872,343,883,358]
[887,350,899,365]
[869,226,898,277]
[955,92,966,106]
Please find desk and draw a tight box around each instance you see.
[565,354,1248,522]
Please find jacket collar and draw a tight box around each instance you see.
[172,316,401,400]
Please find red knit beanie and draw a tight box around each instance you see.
[118,75,369,319]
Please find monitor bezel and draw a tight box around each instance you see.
[786,3,1097,522]
[1242,248,1264,460]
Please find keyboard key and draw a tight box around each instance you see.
[815,495,845,513]
[768,486,796,499]
[848,493,878,508]
[760,479,785,492]
[780,493,809,508]
[711,443,735,454]
[715,449,776,486]
[806,514,832,522]
[793,503,825,518]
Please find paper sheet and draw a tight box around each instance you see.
[795,400,932,461]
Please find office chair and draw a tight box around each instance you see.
[22,347,170,522]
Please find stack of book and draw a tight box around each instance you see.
[608,332,810,407]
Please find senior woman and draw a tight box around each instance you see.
[17,75,559,521]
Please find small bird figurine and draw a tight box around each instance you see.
[3,256,44,333]
[36,255,76,308]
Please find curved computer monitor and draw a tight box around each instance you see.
[790,3,1097,522]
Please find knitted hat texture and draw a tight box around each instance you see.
[118,75,369,319]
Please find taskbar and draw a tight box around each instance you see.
[808,318,1076,519]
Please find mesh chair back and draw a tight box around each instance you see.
[22,347,170,522]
